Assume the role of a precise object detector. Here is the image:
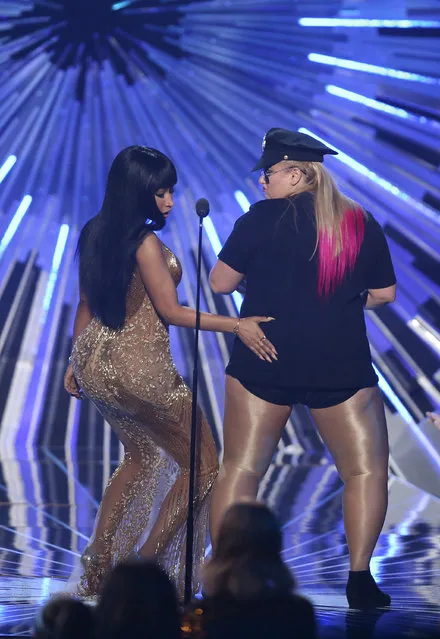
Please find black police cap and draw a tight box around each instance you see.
[252,128,338,171]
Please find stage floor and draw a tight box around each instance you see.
[0,451,439,638]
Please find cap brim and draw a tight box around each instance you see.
[251,157,265,172]
[252,147,338,172]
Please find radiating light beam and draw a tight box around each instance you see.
[374,367,416,426]
[41,223,70,315]
[408,316,440,357]
[204,216,223,256]
[231,292,243,312]
[326,85,410,119]
[112,1,134,10]
[299,18,440,28]
[0,155,17,184]
[234,190,251,212]
[373,365,440,470]
[308,53,440,84]
[298,128,439,225]
[0,195,32,258]
[38,577,51,604]
[204,216,243,311]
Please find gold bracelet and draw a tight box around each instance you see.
[233,319,240,335]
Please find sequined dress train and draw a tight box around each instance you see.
[70,241,219,596]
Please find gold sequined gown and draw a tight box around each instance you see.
[70,241,219,597]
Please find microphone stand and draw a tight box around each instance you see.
[184,199,209,606]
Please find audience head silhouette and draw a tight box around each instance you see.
[95,559,181,639]
[34,595,94,639]
[204,501,294,599]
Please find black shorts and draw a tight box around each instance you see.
[236,378,363,409]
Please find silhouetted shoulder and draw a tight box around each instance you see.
[283,595,317,638]
[291,593,315,615]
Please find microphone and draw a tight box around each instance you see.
[195,197,210,218]
[185,194,210,605]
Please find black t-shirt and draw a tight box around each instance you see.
[218,192,396,390]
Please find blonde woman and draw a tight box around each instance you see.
[209,129,397,610]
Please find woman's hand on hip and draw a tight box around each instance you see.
[237,317,278,362]
[64,364,83,400]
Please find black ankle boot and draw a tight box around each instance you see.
[346,570,391,610]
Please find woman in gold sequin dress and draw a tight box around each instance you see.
[63,146,277,597]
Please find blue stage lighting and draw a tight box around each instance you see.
[308,53,440,84]
[325,85,410,119]
[0,195,32,258]
[42,224,70,313]
[298,128,439,225]
[234,190,251,212]
[112,1,133,10]
[0,155,17,184]
[299,18,440,28]
[375,365,440,469]
[204,216,243,311]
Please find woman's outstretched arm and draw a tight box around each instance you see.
[136,233,277,362]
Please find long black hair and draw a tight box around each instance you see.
[77,146,177,329]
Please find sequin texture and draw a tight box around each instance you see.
[71,242,219,597]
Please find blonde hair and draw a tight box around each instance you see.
[289,162,366,296]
